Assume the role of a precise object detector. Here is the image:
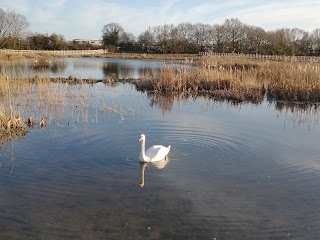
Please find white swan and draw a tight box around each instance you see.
[139,134,171,163]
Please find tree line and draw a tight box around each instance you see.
[2,7,320,56]
[102,20,320,56]
[0,8,100,50]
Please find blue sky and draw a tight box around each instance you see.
[2,0,320,40]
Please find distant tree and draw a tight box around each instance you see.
[311,28,320,55]
[151,24,179,53]
[267,29,291,55]
[288,28,306,55]
[176,23,194,53]
[242,26,268,54]
[27,33,50,49]
[192,23,214,49]
[297,31,312,55]
[211,24,225,52]
[102,23,124,46]
[0,8,29,49]
[119,32,136,51]
[138,28,155,52]
[48,33,68,50]
[221,18,245,53]
[26,33,69,50]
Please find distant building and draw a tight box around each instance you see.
[73,39,103,46]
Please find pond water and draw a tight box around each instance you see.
[0,58,320,239]
[0,57,181,80]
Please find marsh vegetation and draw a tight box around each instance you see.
[0,75,90,143]
[0,56,320,239]
[1,55,320,143]
[133,55,320,103]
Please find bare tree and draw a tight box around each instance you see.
[176,23,194,43]
[267,28,291,55]
[221,18,245,53]
[138,27,155,52]
[192,23,214,49]
[119,31,136,51]
[243,26,268,54]
[151,24,176,53]
[102,23,124,46]
[310,28,320,55]
[298,31,312,55]
[0,8,29,49]
[289,28,306,55]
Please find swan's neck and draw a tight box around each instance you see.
[140,139,146,161]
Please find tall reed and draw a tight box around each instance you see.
[133,56,320,103]
[0,75,91,143]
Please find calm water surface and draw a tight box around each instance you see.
[0,57,180,79]
[0,59,320,239]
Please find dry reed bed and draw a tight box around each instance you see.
[0,75,91,143]
[133,56,320,103]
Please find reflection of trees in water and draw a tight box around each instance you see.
[119,66,134,79]
[30,60,67,74]
[0,60,68,77]
[147,92,192,114]
[145,90,250,115]
[148,93,175,114]
[49,63,67,74]
[138,67,160,79]
[102,62,118,79]
[102,64,162,80]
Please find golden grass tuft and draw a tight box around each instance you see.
[0,106,26,141]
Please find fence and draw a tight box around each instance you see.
[0,49,108,56]
[199,51,320,63]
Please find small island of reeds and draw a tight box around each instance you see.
[133,55,320,103]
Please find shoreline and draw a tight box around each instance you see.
[1,52,320,103]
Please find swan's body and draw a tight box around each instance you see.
[139,134,171,163]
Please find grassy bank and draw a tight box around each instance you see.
[133,56,320,103]
[0,50,201,62]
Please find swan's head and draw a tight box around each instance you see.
[139,134,145,142]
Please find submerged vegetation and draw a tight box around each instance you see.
[133,55,320,103]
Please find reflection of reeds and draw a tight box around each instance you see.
[101,101,135,122]
[145,91,320,128]
[273,102,320,129]
[133,56,320,103]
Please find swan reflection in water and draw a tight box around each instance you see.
[139,158,170,187]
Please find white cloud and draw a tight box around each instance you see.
[4,0,320,40]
